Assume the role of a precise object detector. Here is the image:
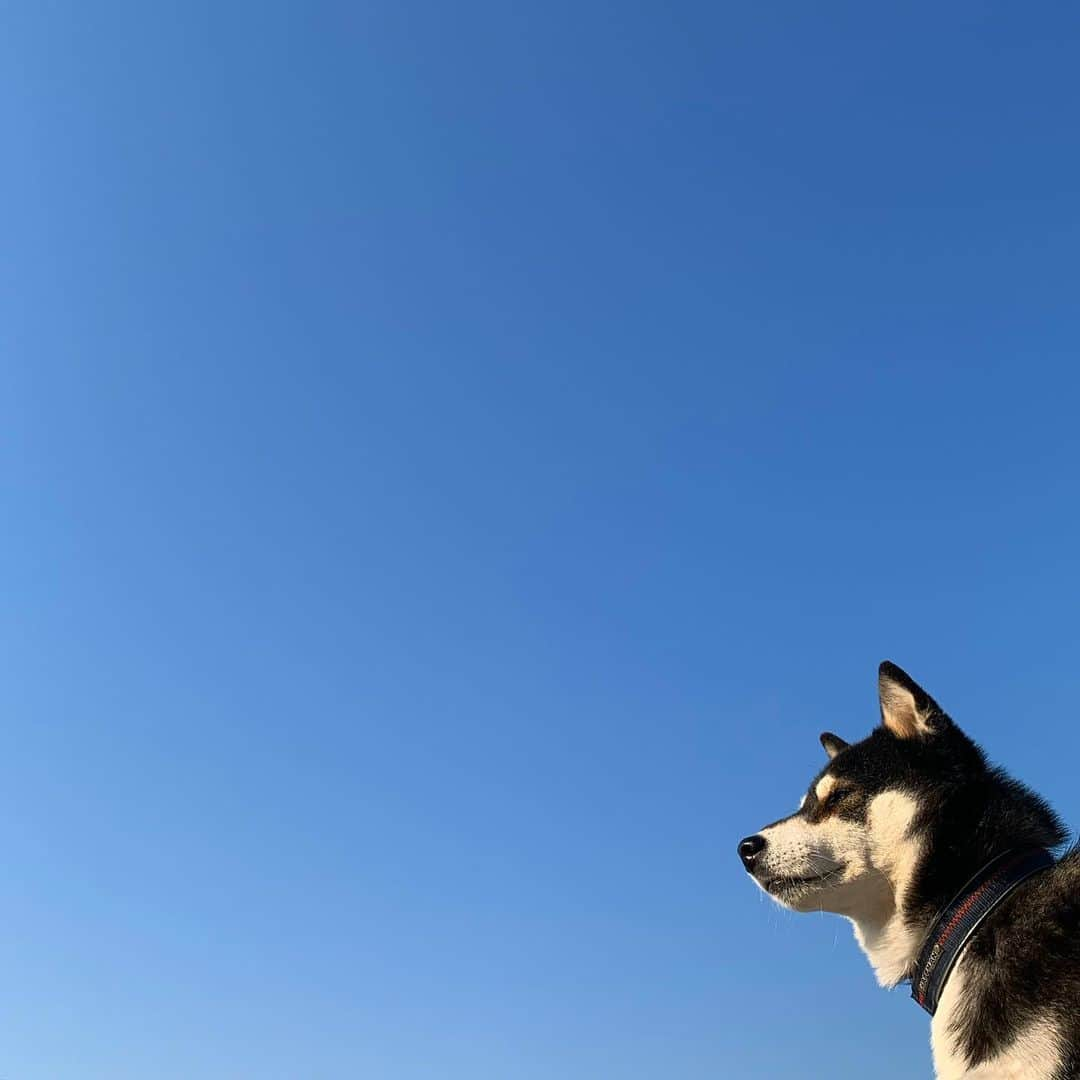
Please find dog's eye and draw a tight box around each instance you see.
[826,786,854,806]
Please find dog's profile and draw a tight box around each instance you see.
[739,662,1080,1079]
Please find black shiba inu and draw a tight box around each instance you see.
[739,662,1080,1079]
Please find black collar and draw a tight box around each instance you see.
[910,846,1055,1016]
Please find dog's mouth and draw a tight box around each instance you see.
[763,866,846,896]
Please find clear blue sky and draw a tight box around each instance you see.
[4,3,1080,1077]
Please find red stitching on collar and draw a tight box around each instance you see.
[914,852,1028,1006]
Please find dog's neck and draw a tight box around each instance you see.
[848,890,923,987]
[842,784,1063,989]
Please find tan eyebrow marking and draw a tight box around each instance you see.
[815,775,837,802]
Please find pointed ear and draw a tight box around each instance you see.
[820,732,850,760]
[878,661,943,739]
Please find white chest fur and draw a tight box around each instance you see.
[930,961,1063,1079]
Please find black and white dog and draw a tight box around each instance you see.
[739,662,1079,1079]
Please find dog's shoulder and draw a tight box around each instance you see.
[944,848,1080,1074]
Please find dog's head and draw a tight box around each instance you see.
[738,661,1067,984]
[738,662,1063,921]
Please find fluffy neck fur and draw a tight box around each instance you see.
[847,765,1065,989]
[847,789,925,986]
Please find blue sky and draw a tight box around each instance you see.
[4,3,1080,1077]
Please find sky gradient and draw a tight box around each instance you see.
[5,3,1080,1077]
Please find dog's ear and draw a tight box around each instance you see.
[878,661,944,739]
[820,732,849,759]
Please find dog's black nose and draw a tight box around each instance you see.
[738,834,766,871]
